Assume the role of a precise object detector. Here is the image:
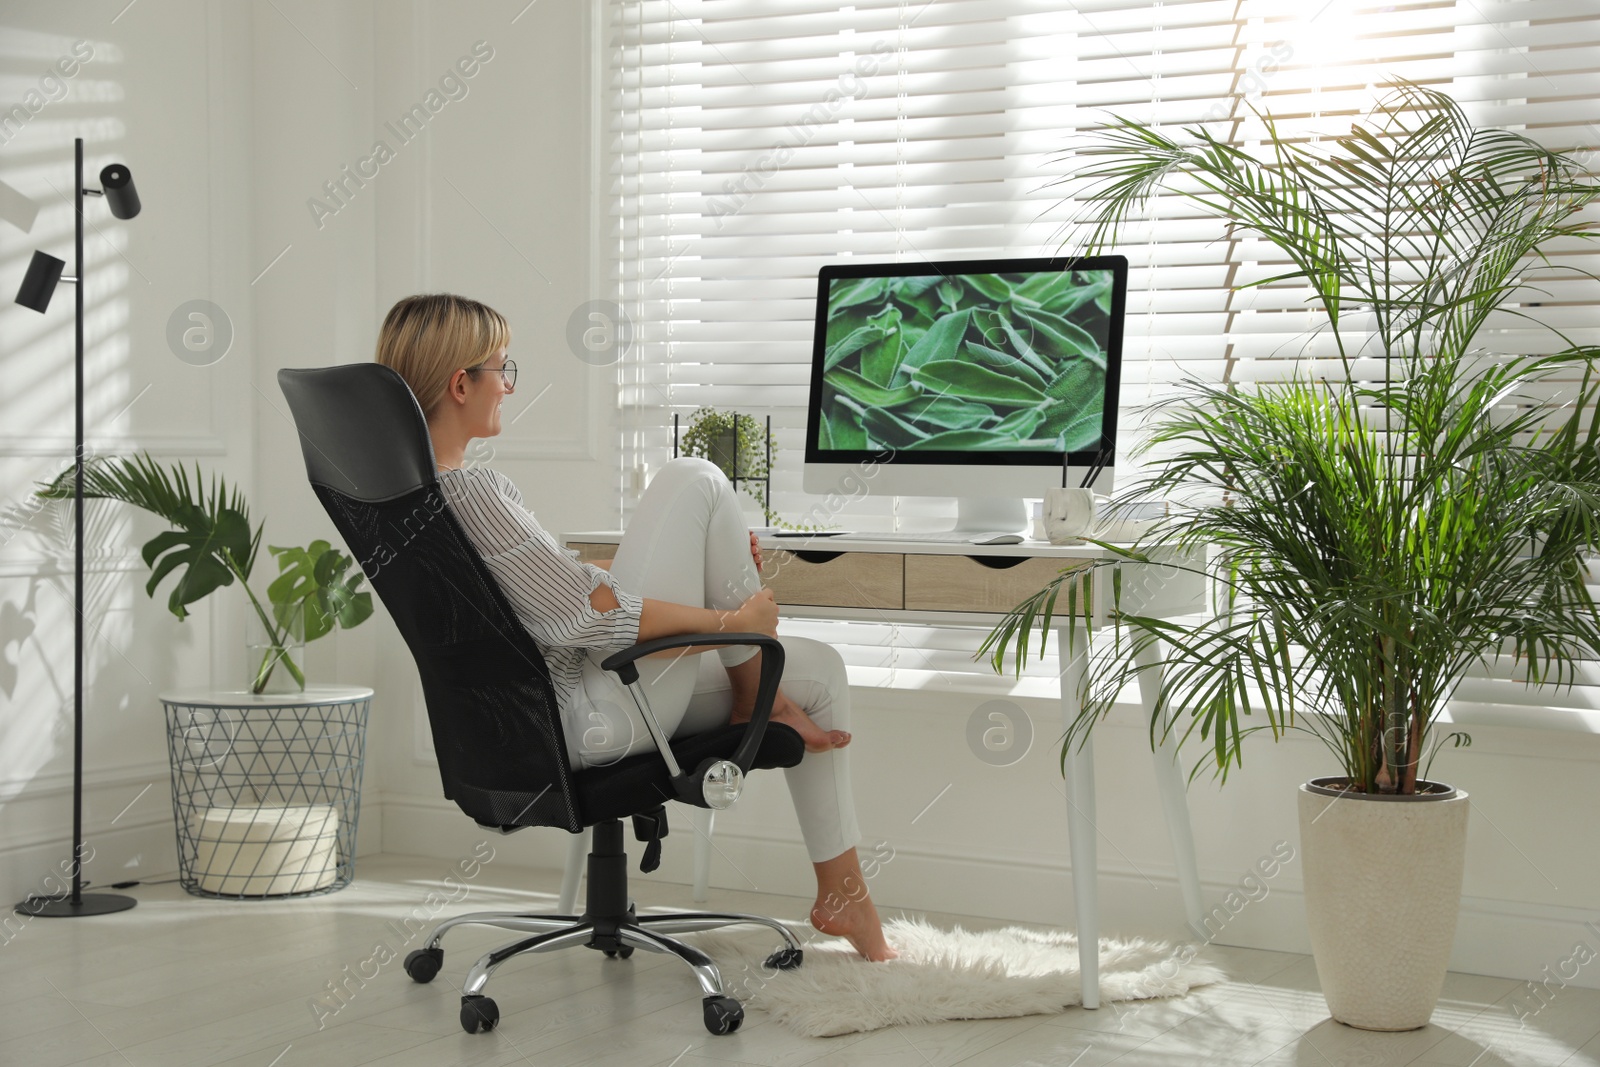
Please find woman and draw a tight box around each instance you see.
[375,293,895,961]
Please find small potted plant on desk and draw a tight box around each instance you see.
[978,83,1600,1031]
[678,406,831,533]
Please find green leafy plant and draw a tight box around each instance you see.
[265,540,372,642]
[978,82,1600,795]
[680,406,830,533]
[819,271,1111,452]
[36,454,373,693]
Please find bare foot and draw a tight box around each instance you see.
[811,893,897,961]
[725,655,848,754]
[731,697,849,754]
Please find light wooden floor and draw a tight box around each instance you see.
[4,853,1598,1067]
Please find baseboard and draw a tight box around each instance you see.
[0,790,384,923]
[376,791,1600,992]
[379,792,579,874]
[0,818,176,923]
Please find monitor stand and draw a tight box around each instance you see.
[949,496,1029,535]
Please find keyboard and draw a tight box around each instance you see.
[833,530,1026,545]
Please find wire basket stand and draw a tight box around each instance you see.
[161,688,371,898]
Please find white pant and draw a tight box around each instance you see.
[570,457,861,864]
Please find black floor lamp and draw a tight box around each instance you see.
[12,137,142,918]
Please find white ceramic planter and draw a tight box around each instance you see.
[1297,778,1470,1031]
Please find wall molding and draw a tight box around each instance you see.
[466,439,602,462]
[0,435,230,456]
[0,757,171,802]
[0,820,176,915]
[1,4,230,463]
[411,0,431,294]
[0,798,384,911]
[382,4,593,468]
[586,0,607,468]
[412,673,434,763]
[0,553,146,579]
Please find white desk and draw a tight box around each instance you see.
[563,530,1209,1008]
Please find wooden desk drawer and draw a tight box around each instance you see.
[566,542,906,612]
[566,542,617,565]
[765,549,903,610]
[904,554,1089,614]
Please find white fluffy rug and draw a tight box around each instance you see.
[681,917,1226,1038]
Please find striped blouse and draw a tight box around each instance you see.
[435,466,643,719]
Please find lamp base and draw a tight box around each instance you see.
[15,892,137,917]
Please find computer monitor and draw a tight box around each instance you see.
[803,255,1127,534]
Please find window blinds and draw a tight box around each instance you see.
[603,0,1600,701]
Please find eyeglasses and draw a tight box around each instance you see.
[466,358,517,389]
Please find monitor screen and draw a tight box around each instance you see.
[805,255,1126,467]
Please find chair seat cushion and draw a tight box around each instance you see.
[574,722,805,824]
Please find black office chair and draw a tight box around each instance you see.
[277,363,806,1036]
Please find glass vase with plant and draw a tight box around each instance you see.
[36,455,374,694]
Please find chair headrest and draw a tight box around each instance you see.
[277,363,437,504]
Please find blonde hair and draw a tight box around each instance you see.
[374,293,511,418]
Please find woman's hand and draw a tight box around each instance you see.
[749,530,762,572]
[731,588,778,638]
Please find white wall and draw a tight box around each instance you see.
[0,0,258,905]
[246,0,384,863]
[2,0,1596,1007]
[366,0,630,880]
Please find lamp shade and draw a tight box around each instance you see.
[15,249,65,312]
[99,163,139,220]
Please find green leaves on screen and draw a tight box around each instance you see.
[819,269,1111,451]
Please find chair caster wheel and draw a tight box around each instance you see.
[603,945,634,959]
[764,947,803,970]
[404,947,443,983]
[460,995,499,1033]
[703,995,744,1035]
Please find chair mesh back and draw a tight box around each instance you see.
[278,364,580,832]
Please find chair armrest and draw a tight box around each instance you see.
[600,633,783,779]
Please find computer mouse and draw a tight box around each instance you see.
[970,533,1024,545]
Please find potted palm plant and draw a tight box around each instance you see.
[35,454,373,694]
[979,83,1600,1030]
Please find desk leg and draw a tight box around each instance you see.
[1058,614,1100,1009]
[691,806,714,902]
[559,827,589,916]
[1135,638,1206,939]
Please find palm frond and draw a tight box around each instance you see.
[1004,84,1600,793]
[37,454,262,616]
